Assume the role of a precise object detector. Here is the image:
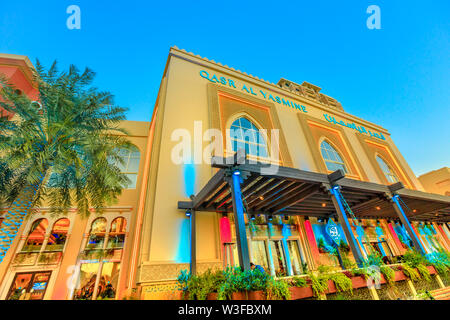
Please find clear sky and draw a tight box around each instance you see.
[0,0,448,176]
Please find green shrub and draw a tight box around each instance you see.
[402,250,426,268]
[290,276,307,288]
[308,272,328,298]
[216,267,270,300]
[364,252,384,267]
[402,264,420,282]
[328,272,353,294]
[380,265,395,286]
[416,264,431,282]
[266,279,291,300]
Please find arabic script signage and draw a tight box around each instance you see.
[324,113,386,140]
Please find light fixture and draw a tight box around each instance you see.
[268,215,273,221]
[233,171,240,176]
[250,214,256,221]
[413,209,417,213]
[321,203,326,207]
[185,210,192,217]
[259,196,265,201]
[376,206,381,211]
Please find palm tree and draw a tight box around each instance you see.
[0,61,134,263]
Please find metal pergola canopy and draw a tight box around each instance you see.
[178,157,450,223]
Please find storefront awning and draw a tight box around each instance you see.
[178,156,450,223]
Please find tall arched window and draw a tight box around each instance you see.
[46,218,70,251]
[86,218,107,250]
[22,219,48,252]
[320,140,348,173]
[376,155,399,183]
[229,116,268,158]
[107,217,127,249]
[111,147,140,189]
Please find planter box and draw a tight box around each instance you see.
[394,270,407,282]
[326,280,337,294]
[351,276,367,289]
[207,293,218,300]
[427,266,436,275]
[247,290,265,300]
[231,292,247,300]
[289,286,314,300]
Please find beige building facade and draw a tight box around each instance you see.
[0,48,449,300]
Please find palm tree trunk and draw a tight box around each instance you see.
[0,181,42,264]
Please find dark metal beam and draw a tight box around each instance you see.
[192,169,225,209]
[271,185,322,214]
[178,201,194,210]
[328,169,346,184]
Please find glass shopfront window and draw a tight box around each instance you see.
[96,262,120,299]
[73,263,100,300]
[287,240,304,275]
[250,240,269,272]
[7,272,51,300]
[269,240,287,277]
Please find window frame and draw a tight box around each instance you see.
[226,114,271,161]
[375,154,399,184]
[319,139,349,174]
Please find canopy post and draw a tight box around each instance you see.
[329,186,365,268]
[226,169,251,271]
[390,195,426,255]
[189,209,197,276]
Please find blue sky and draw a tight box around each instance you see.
[0,0,448,176]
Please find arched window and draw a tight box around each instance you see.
[229,117,268,158]
[86,218,107,250]
[320,140,348,173]
[46,218,70,251]
[22,219,48,252]
[376,156,399,183]
[107,217,127,249]
[112,147,140,189]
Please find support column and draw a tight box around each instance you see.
[190,210,197,276]
[390,195,426,255]
[226,170,251,271]
[329,186,365,268]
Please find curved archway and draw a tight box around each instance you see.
[86,218,107,250]
[107,217,127,249]
[46,218,70,251]
[22,218,48,252]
